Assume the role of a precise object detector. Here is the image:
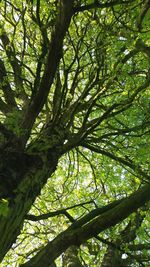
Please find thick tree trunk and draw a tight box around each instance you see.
[101,247,122,267]
[62,246,84,267]
[0,147,59,262]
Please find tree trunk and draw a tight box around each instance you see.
[62,246,84,267]
[101,246,123,267]
[0,145,59,262]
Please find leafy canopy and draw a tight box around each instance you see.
[0,0,150,266]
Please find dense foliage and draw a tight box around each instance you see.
[0,0,150,266]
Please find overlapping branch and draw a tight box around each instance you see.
[21,184,150,267]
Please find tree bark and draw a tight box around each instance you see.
[20,184,150,267]
[0,2,74,261]
[62,246,84,267]
[0,139,59,262]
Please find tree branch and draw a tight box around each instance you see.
[0,31,28,103]
[21,0,74,139]
[26,209,75,223]
[25,200,94,222]
[0,59,17,108]
[82,143,150,181]
[74,0,134,13]
[136,0,150,31]
[20,184,150,267]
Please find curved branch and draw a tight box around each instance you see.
[82,143,150,181]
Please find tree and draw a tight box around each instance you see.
[0,0,150,266]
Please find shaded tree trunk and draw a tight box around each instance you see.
[0,135,60,262]
[62,246,84,267]
[101,247,123,267]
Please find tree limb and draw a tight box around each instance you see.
[74,0,135,13]
[20,184,150,267]
[136,0,150,31]
[25,200,94,222]
[21,0,74,139]
[82,143,150,181]
[0,58,17,108]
